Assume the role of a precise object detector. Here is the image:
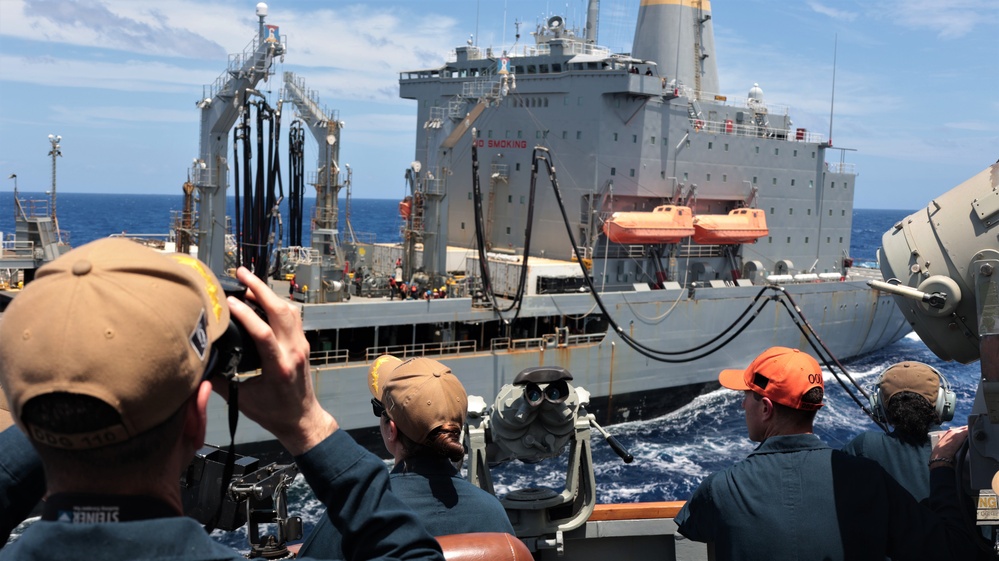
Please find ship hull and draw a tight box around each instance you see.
[205,268,908,449]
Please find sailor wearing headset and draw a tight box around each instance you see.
[843,361,956,501]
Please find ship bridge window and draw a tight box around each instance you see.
[774,148,780,155]
[562,131,568,139]
[515,66,524,74]
[611,167,616,175]
[540,64,549,73]
[830,182,835,188]
[506,226,511,234]
[791,179,795,186]
[651,136,656,144]
[842,210,846,216]
[812,151,816,158]
[630,169,635,177]
[544,98,549,107]
[461,221,466,229]
[552,63,561,72]
[708,142,713,149]
[755,146,760,154]
[839,236,844,243]
[508,195,513,203]
[807,209,812,215]
[633,135,638,143]
[516,163,521,171]
[789,208,793,215]
[724,143,729,151]
[794,149,798,157]
[614,133,619,141]
[753,176,757,184]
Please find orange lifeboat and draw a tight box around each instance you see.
[399,196,412,219]
[602,205,695,244]
[692,208,769,244]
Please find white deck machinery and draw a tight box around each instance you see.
[465,366,648,559]
[872,161,999,549]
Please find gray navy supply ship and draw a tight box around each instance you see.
[0,1,909,457]
[180,0,910,452]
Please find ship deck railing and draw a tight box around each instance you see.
[492,337,541,351]
[309,331,606,367]
[366,340,478,362]
[309,348,350,366]
[0,239,35,259]
[445,41,611,64]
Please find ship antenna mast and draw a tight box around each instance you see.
[828,34,837,147]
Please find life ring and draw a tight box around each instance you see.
[694,119,704,131]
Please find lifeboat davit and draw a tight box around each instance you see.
[602,205,695,244]
[692,208,769,244]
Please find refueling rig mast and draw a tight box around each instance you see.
[281,71,354,302]
[192,2,286,274]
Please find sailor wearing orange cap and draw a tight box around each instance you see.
[674,347,974,561]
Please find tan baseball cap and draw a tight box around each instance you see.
[368,355,467,443]
[879,362,940,407]
[0,238,229,449]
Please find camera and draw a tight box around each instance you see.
[211,277,266,379]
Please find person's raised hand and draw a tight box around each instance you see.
[214,267,337,455]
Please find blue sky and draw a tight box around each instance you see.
[0,0,996,209]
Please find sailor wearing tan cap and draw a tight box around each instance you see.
[674,346,976,561]
[299,355,513,558]
[843,361,956,501]
[0,238,443,561]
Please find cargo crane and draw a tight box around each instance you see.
[281,71,344,233]
[191,3,286,274]
[279,71,354,303]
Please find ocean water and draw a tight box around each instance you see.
[1,195,978,551]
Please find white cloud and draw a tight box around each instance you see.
[808,2,858,22]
